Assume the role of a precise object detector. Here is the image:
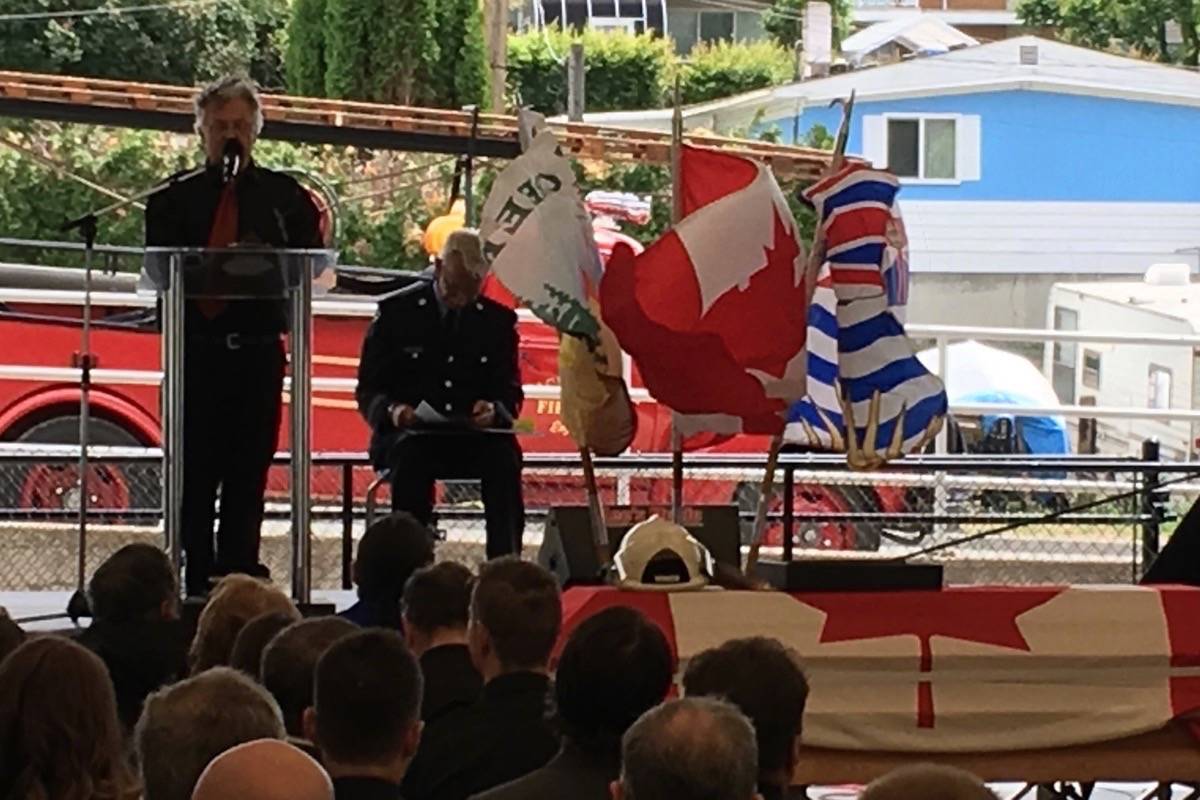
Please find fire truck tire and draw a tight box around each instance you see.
[3,415,158,515]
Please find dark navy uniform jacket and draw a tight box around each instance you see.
[355,280,523,469]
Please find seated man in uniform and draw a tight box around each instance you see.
[355,229,524,559]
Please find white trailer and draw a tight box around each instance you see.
[1046,264,1200,459]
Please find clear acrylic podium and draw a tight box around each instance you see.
[141,247,337,603]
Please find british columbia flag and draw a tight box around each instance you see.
[785,163,945,461]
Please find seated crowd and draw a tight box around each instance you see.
[0,513,998,800]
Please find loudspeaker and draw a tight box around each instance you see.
[538,505,741,587]
[1142,495,1200,587]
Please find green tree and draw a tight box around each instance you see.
[1018,0,1200,65]
[762,0,852,50]
[426,0,488,108]
[0,0,288,86]
[326,0,437,103]
[286,0,329,96]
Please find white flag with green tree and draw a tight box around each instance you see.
[479,120,602,340]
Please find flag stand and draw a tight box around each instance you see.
[669,75,686,526]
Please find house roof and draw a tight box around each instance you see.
[851,8,1019,27]
[841,17,979,63]
[1054,275,1200,331]
[559,36,1200,133]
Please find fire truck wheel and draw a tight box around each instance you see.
[3,416,157,518]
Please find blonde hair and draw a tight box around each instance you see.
[861,764,997,800]
[0,636,139,800]
[440,228,489,278]
[190,575,298,674]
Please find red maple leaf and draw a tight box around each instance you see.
[802,588,1062,728]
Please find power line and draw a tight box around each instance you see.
[0,0,217,23]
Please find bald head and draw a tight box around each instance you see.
[861,764,997,800]
[192,739,332,800]
[618,697,759,800]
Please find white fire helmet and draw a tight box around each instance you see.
[613,515,715,592]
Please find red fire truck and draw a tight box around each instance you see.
[0,250,902,551]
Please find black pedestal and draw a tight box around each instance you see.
[757,559,943,592]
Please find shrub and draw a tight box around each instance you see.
[676,40,794,105]
[507,29,673,115]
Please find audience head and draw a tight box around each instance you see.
[230,610,302,677]
[860,764,997,800]
[135,666,285,800]
[354,512,434,606]
[88,542,178,623]
[262,616,358,736]
[0,636,137,800]
[0,607,24,663]
[615,697,759,800]
[556,607,673,757]
[306,630,423,781]
[190,574,297,674]
[683,637,809,786]
[468,557,561,680]
[401,560,474,656]
[191,739,332,800]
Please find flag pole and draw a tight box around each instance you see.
[746,92,856,578]
[669,73,685,525]
[580,445,610,569]
[744,435,783,576]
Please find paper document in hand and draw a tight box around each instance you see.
[414,401,451,426]
[479,122,602,340]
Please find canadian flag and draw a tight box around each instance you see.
[601,146,810,436]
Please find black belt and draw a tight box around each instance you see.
[187,333,282,351]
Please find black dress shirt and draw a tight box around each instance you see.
[402,671,558,800]
[419,643,483,724]
[333,776,404,800]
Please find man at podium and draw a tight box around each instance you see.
[356,230,526,560]
[144,75,323,596]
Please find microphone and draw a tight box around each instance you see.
[221,139,243,184]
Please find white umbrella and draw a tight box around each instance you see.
[916,340,1060,406]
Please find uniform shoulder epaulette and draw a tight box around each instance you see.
[378,279,433,308]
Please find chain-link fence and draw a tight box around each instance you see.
[0,445,1196,593]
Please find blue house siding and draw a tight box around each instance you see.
[762,90,1200,203]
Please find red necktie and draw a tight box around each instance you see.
[199,183,239,319]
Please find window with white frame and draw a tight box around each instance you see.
[1149,365,1173,410]
[861,113,981,183]
[887,117,957,180]
[698,11,734,44]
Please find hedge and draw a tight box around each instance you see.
[676,40,795,105]
[508,29,674,115]
[509,30,795,114]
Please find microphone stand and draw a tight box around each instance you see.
[59,165,206,623]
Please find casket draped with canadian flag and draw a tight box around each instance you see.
[557,586,1200,754]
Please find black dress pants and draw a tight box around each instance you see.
[181,337,285,595]
[389,433,524,560]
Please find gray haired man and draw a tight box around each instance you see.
[613,697,763,800]
[356,229,525,559]
[144,75,325,596]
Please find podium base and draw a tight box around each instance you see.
[756,559,943,592]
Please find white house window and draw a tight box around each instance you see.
[887,117,957,180]
[1149,365,1172,410]
[698,11,735,44]
[862,113,981,183]
[1051,306,1078,405]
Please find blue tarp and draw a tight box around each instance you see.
[961,389,1071,455]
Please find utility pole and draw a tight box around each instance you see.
[486,0,508,113]
[567,42,585,122]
